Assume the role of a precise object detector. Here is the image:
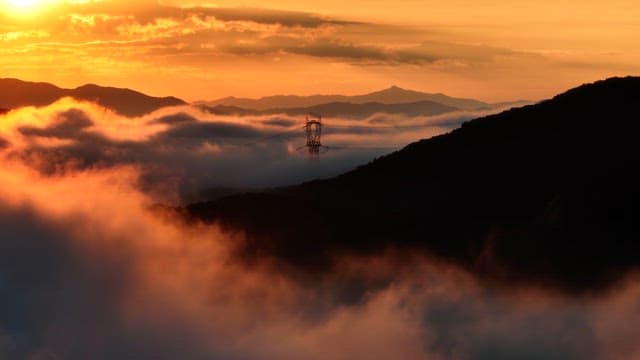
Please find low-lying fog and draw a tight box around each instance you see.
[0,99,491,203]
[3,100,638,359]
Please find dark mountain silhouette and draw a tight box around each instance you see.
[0,78,186,117]
[200,85,503,110]
[186,76,640,293]
[202,104,258,117]
[203,99,459,119]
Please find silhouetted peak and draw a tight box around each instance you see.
[0,78,186,116]
[74,83,142,96]
[0,77,62,90]
[75,83,101,90]
[202,83,492,110]
[550,76,640,102]
[378,85,415,93]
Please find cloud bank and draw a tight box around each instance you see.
[0,99,481,202]
[2,164,640,359]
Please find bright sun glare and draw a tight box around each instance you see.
[3,0,55,15]
[5,0,42,8]
[7,0,39,6]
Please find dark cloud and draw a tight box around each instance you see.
[191,7,359,28]
[222,37,423,64]
[221,36,522,65]
[76,2,357,28]
[262,117,298,127]
[0,136,9,149]
[287,40,391,61]
[149,112,198,125]
[155,121,265,141]
[18,109,94,138]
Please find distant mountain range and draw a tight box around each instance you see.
[0,78,186,117]
[0,78,528,120]
[200,85,524,111]
[186,76,640,294]
[202,99,461,119]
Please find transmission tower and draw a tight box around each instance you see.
[304,114,322,158]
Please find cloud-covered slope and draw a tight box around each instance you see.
[187,76,640,293]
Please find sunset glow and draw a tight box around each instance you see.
[0,0,639,101]
[2,0,54,15]
[2,2,640,359]
[6,0,40,7]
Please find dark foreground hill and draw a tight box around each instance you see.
[187,77,640,293]
[0,78,186,116]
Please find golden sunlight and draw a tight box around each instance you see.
[2,0,55,16]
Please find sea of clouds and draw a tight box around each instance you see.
[2,100,639,359]
[0,98,482,203]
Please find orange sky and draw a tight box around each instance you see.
[1,0,639,101]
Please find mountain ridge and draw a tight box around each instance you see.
[0,78,186,117]
[1,78,528,119]
[199,85,511,111]
[186,76,640,293]
[202,99,461,119]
